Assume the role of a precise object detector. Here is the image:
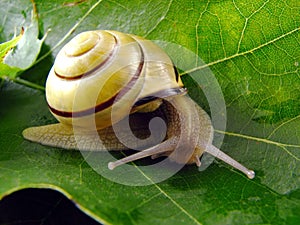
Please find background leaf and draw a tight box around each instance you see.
[0,0,299,224]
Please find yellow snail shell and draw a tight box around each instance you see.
[22,30,255,179]
[46,30,183,129]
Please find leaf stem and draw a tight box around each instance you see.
[8,77,45,91]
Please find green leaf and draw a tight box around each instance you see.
[0,0,299,224]
[0,6,46,79]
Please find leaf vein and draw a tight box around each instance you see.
[216,129,300,150]
[195,1,210,65]
[181,26,300,76]
[133,166,202,225]
[234,0,270,53]
[267,114,300,138]
[144,0,173,37]
[34,0,103,65]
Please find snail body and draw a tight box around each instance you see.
[23,30,255,179]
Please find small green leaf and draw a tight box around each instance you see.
[0,9,47,78]
[0,30,23,77]
[0,30,23,59]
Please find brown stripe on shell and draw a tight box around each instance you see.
[48,35,145,118]
[54,35,118,80]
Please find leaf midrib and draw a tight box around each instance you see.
[181,26,300,76]
[132,165,203,225]
[216,129,300,161]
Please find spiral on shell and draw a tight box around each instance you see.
[46,30,185,129]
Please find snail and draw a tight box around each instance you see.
[22,30,255,179]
